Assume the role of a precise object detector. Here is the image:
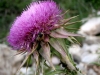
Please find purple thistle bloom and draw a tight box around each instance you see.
[8,0,80,71]
[8,1,61,51]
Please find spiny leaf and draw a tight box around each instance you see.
[56,28,81,36]
[16,43,38,74]
[65,20,81,25]
[62,15,79,25]
[40,42,55,70]
[16,53,30,74]
[45,70,65,75]
[50,28,80,39]
[67,37,75,44]
[50,31,68,38]
[57,39,75,65]
[50,39,66,56]
[70,36,81,45]
[53,15,79,30]
[26,55,31,75]
[33,50,39,66]
[50,38,76,70]
[33,50,39,75]
[61,10,69,16]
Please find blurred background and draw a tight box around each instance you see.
[0,0,100,75]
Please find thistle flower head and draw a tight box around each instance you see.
[8,0,80,72]
[8,0,61,51]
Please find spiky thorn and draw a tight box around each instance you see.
[53,15,79,30]
[16,43,38,74]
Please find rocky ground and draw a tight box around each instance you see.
[0,44,24,75]
[69,16,100,75]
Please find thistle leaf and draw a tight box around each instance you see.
[40,42,55,70]
[50,31,68,38]
[50,28,80,39]
[49,39,66,56]
[16,43,38,74]
[61,10,69,16]
[45,70,64,75]
[56,39,74,63]
[33,50,39,66]
[56,28,81,36]
[65,20,81,25]
[67,37,75,44]
[16,53,30,74]
[53,15,79,30]
[62,15,79,25]
[50,39,76,70]
[33,50,39,75]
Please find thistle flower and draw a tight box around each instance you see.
[8,0,80,73]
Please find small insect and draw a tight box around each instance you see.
[36,33,44,41]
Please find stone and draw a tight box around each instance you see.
[87,69,97,75]
[69,44,81,63]
[51,56,60,65]
[78,17,100,36]
[0,44,24,75]
[81,54,99,64]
